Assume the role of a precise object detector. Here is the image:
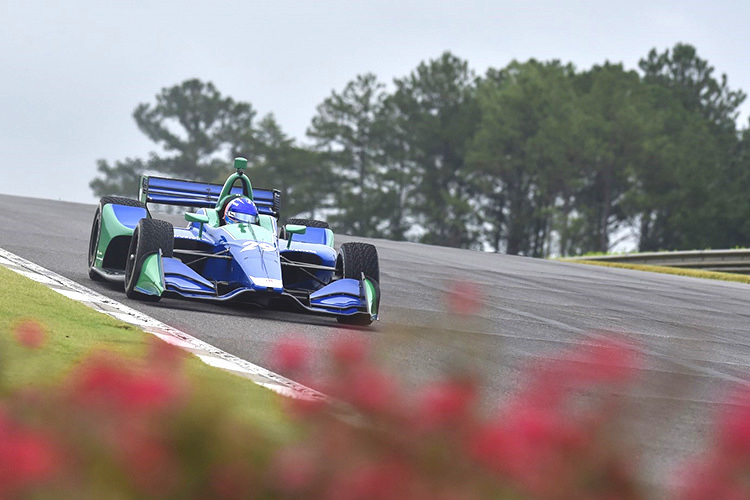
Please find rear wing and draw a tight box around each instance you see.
[139,175,280,218]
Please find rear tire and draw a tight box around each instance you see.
[285,218,329,228]
[281,218,329,239]
[88,197,148,281]
[124,218,173,302]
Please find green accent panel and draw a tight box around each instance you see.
[135,253,164,296]
[233,157,248,170]
[363,278,379,320]
[258,214,274,233]
[222,223,275,243]
[205,209,220,226]
[325,229,335,248]
[185,212,210,224]
[216,172,254,209]
[95,205,135,267]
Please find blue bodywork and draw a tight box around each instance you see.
[127,173,377,322]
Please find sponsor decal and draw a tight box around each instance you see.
[240,241,276,252]
[251,277,283,288]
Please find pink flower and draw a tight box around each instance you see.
[331,333,369,368]
[271,447,318,494]
[417,378,477,429]
[270,335,311,373]
[344,365,397,414]
[13,319,46,349]
[69,354,184,413]
[0,411,60,496]
[444,281,483,316]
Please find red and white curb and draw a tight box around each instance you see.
[0,248,324,401]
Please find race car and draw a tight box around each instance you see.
[87,157,380,325]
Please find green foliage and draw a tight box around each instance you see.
[90,44,750,256]
[307,73,389,236]
[389,52,481,248]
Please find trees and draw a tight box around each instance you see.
[307,74,389,236]
[389,52,481,248]
[469,60,579,255]
[91,46,749,256]
[90,79,257,197]
[635,44,747,251]
[248,114,330,220]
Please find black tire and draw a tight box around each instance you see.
[335,243,380,326]
[124,218,173,302]
[88,197,148,281]
[336,242,379,283]
[285,218,329,229]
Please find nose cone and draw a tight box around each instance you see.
[228,239,284,292]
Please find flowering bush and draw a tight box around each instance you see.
[1,306,747,499]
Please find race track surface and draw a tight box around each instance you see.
[2,193,750,491]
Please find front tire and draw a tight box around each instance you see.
[335,242,380,326]
[88,196,148,281]
[124,218,173,302]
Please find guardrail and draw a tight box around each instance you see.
[566,249,750,275]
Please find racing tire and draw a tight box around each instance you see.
[335,242,380,326]
[285,218,329,229]
[336,242,380,283]
[88,196,148,281]
[281,218,329,239]
[124,218,173,302]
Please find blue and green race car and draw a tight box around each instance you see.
[87,157,380,326]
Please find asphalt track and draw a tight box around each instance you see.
[2,193,750,492]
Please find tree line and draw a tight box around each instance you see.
[90,43,750,256]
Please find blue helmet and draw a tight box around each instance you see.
[224,197,259,225]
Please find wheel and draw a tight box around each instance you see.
[335,242,380,326]
[88,197,148,281]
[336,242,379,283]
[281,218,329,239]
[124,218,173,302]
[285,218,329,228]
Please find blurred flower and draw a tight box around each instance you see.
[444,281,483,316]
[417,378,477,430]
[13,319,46,349]
[331,333,369,368]
[69,354,185,414]
[270,335,310,373]
[271,447,318,494]
[0,410,60,497]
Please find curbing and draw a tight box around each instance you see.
[0,247,324,402]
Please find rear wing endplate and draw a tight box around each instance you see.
[139,175,280,218]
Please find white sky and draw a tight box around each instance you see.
[1,0,749,204]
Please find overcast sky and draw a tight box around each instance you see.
[2,0,749,204]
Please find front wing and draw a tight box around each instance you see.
[134,256,378,321]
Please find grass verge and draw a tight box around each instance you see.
[562,259,750,285]
[0,265,291,437]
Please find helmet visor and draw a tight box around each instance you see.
[227,210,258,224]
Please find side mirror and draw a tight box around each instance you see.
[186,212,210,238]
[185,212,210,224]
[284,224,306,248]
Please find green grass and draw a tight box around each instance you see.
[0,265,291,436]
[563,259,750,285]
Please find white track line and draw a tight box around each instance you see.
[0,248,324,401]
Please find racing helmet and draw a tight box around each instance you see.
[224,197,259,225]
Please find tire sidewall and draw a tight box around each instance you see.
[124,224,141,295]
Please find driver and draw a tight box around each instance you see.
[223,197,259,225]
